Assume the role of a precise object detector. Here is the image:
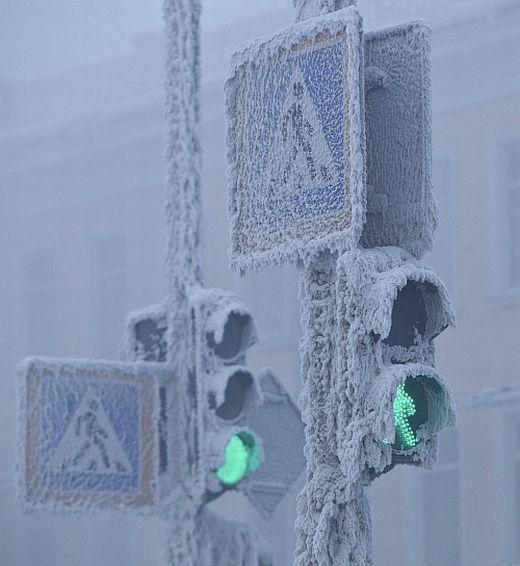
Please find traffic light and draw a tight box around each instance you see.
[335,247,457,478]
[122,289,263,493]
[121,301,168,363]
[190,287,263,496]
[122,288,306,562]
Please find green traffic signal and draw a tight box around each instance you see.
[216,430,260,485]
[385,376,429,451]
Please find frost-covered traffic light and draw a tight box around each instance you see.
[190,288,263,495]
[122,289,263,494]
[335,247,457,477]
[122,288,306,563]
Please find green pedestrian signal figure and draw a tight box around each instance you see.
[216,430,261,486]
[389,378,429,451]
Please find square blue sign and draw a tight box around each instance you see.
[227,8,366,271]
[19,358,162,513]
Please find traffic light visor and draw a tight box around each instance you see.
[209,367,261,422]
[207,310,258,362]
[366,363,456,470]
[364,263,455,346]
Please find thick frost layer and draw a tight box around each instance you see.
[294,253,348,565]
[161,0,205,562]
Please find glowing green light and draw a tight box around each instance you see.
[385,376,429,452]
[394,383,419,449]
[216,431,260,485]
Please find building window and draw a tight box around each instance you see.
[422,427,462,566]
[90,233,127,359]
[426,157,455,292]
[21,249,56,355]
[502,142,520,290]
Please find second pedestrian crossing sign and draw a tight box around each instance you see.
[18,357,172,514]
[227,6,366,271]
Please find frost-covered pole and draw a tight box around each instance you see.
[162,0,203,563]
[291,3,372,566]
[163,0,203,294]
[295,264,373,565]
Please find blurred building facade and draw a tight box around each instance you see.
[0,1,519,564]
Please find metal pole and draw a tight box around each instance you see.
[291,3,372,565]
[163,0,203,294]
[161,1,203,564]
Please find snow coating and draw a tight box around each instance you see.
[160,1,205,562]
[120,300,168,362]
[294,252,347,566]
[164,0,203,294]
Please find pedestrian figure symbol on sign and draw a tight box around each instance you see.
[50,392,131,475]
[266,67,338,200]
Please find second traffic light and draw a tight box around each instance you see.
[190,288,263,496]
[335,246,457,477]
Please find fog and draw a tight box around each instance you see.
[1,0,519,564]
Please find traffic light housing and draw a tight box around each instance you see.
[121,301,168,363]
[335,246,457,478]
[122,289,306,558]
[189,288,263,496]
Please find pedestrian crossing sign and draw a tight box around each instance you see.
[18,357,168,514]
[226,7,366,271]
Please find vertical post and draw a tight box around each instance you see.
[295,255,372,566]
[163,0,203,294]
[291,3,371,566]
[295,253,341,565]
[162,1,203,564]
